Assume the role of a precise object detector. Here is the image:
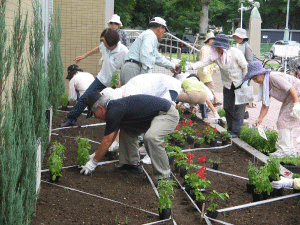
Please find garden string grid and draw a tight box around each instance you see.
[35,109,300,224]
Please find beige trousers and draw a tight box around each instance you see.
[177,90,207,105]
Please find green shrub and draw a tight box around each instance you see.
[240,126,278,154]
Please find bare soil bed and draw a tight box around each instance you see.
[31,111,300,225]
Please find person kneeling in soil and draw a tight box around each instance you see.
[245,61,300,158]
[80,92,179,182]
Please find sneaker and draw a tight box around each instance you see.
[141,154,151,164]
[60,120,73,127]
[139,145,147,155]
[270,150,286,158]
[114,163,143,174]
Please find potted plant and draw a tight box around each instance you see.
[194,136,204,148]
[252,166,273,202]
[267,157,283,196]
[176,105,185,121]
[220,131,230,145]
[203,125,218,147]
[182,119,196,145]
[167,146,181,166]
[246,162,258,193]
[178,55,188,72]
[190,106,198,122]
[77,136,91,168]
[209,158,222,170]
[48,142,66,182]
[206,189,229,219]
[193,170,211,210]
[157,179,177,220]
[171,130,186,149]
[177,153,195,178]
[60,93,69,111]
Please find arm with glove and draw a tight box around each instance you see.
[80,131,118,175]
[271,177,300,190]
[289,87,300,121]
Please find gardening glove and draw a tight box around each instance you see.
[108,140,119,152]
[89,152,95,160]
[291,102,300,121]
[80,158,98,175]
[213,112,220,123]
[186,64,193,71]
[271,177,293,189]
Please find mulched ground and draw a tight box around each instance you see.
[30,110,300,225]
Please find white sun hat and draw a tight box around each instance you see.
[232,28,248,39]
[108,14,123,27]
[204,32,215,43]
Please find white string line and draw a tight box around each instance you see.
[41,180,159,216]
[51,122,106,132]
[142,217,172,225]
[41,160,119,173]
[143,167,159,198]
[51,133,101,145]
[206,168,249,181]
[206,216,234,225]
[218,192,300,213]
[181,143,232,153]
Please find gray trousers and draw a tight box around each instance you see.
[120,62,149,85]
[118,105,179,179]
[223,84,246,135]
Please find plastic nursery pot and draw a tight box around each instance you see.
[195,200,205,211]
[276,188,284,196]
[184,183,193,194]
[252,192,264,202]
[49,173,60,183]
[194,143,201,148]
[293,189,300,193]
[186,135,194,145]
[222,139,229,145]
[212,163,219,170]
[206,210,219,219]
[169,137,176,145]
[168,155,175,166]
[246,183,255,194]
[175,141,185,149]
[270,188,277,197]
[179,167,188,178]
[174,163,180,173]
[159,208,171,220]
[210,140,217,147]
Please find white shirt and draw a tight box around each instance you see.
[96,42,128,86]
[69,72,95,104]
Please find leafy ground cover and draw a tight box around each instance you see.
[31,111,300,224]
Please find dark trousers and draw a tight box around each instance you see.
[223,83,246,135]
[66,78,106,125]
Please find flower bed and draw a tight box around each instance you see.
[31,111,300,224]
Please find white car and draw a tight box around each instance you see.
[270,40,300,59]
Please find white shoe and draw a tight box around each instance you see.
[139,145,147,155]
[141,154,151,164]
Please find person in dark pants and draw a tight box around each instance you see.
[60,28,128,127]
[80,93,179,183]
[187,34,248,137]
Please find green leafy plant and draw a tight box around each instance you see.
[50,141,66,158]
[220,131,230,141]
[111,71,119,89]
[48,152,63,181]
[279,156,300,166]
[217,108,226,118]
[60,93,69,107]
[77,136,91,168]
[194,136,204,145]
[168,146,183,158]
[203,125,218,143]
[206,190,229,212]
[171,130,186,144]
[247,162,259,185]
[209,158,222,165]
[157,179,177,213]
[267,157,281,181]
[253,166,273,195]
[176,105,185,118]
[293,174,300,179]
[179,55,188,71]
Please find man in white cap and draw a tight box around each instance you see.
[120,17,180,85]
[108,14,130,48]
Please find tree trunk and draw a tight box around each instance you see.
[197,0,210,60]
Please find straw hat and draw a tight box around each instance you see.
[204,32,215,43]
[108,14,123,27]
[232,28,248,39]
[211,34,230,49]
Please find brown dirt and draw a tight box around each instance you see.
[31,111,300,225]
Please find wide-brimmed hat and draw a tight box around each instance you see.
[149,17,170,33]
[232,28,248,39]
[244,61,271,81]
[86,92,101,119]
[204,32,215,43]
[108,14,123,27]
[211,34,230,49]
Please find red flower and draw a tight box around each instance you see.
[284,172,290,176]
[187,119,193,126]
[206,122,210,126]
[181,119,185,124]
[189,106,193,111]
[176,124,180,131]
[206,126,210,132]
[197,155,206,164]
[186,152,194,160]
[187,159,193,164]
[197,166,207,179]
[197,132,201,136]
[178,156,182,160]
[214,127,218,132]
[213,188,216,191]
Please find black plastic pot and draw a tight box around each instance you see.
[252,192,264,202]
[207,210,219,219]
[175,141,185,149]
[186,135,194,145]
[174,163,180,173]
[270,188,277,197]
[184,183,193,194]
[210,140,217,147]
[180,168,188,178]
[168,155,175,166]
[195,200,205,211]
[222,139,229,145]
[276,188,284,196]
[212,163,219,170]
[159,208,171,220]
[194,143,201,148]
[49,172,60,183]
[246,183,255,193]
[169,137,176,145]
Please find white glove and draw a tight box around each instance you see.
[80,158,98,175]
[241,81,249,89]
[271,177,293,189]
[213,112,220,123]
[203,67,208,76]
[89,152,95,160]
[186,64,193,71]
[291,102,300,121]
[108,140,119,152]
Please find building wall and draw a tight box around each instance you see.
[53,0,114,93]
